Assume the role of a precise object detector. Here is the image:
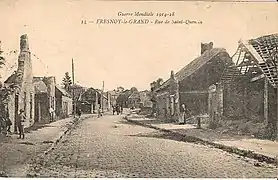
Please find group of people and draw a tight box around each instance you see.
[112,104,123,115]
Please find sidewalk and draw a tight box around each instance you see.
[0,114,95,177]
[126,114,278,165]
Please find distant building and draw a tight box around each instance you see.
[69,84,87,113]
[127,92,140,108]
[79,88,100,114]
[107,90,119,106]
[139,90,153,108]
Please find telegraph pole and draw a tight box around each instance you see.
[101,81,104,112]
[72,58,76,117]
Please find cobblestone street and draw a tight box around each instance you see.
[27,114,277,178]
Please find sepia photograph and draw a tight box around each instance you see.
[0,0,278,178]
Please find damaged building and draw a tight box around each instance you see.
[212,33,278,138]
[153,42,232,122]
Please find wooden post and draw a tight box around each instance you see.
[72,58,76,117]
[197,116,201,129]
[264,78,268,124]
[95,91,98,113]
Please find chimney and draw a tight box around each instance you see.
[201,42,213,55]
[20,34,29,52]
[170,70,175,79]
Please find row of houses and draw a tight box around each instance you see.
[0,34,113,133]
[0,34,73,132]
[151,33,278,137]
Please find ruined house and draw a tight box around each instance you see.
[33,76,56,122]
[127,92,141,108]
[79,88,100,114]
[212,33,278,137]
[4,34,35,131]
[153,42,232,122]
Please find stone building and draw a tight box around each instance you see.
[4,34,35,132]
[153,42,231,122]
[69,84,87,113]
[33,76,56,122]
[55,86,73,119]
[79,88,100,114]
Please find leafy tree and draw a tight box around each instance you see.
[116,89,131,107]
[117,86,124,93]
[156,78,163,86]
[62,72,72,92]
[130,87,138,93]
[150,78,163,91]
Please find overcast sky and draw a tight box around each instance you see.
[0,0,277,91]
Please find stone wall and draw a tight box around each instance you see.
[222,76,276,125]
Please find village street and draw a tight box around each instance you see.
[25,112,277,178]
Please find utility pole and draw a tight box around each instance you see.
[72,58,76,117]
[101,81,104,112]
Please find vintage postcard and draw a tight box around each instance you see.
[0,0,278,178]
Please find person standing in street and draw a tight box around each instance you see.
[17,109,26,139]
[77,108,82,118]
[49,107,54,122]
[112,105,116,115]
[179,104,186,125]
[97,106,102,118]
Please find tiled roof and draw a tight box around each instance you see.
[55,86,72,98]
[155,48,227,92]
[233,33,278,87]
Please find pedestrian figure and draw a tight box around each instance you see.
[97,107,102,118]
[116,105,120,115]
[179,104,187,125]
[17,109,26,139]
[49,107,54,122]
[77,109,82,118]
[120,105,123,114]
[112,105,116,115]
